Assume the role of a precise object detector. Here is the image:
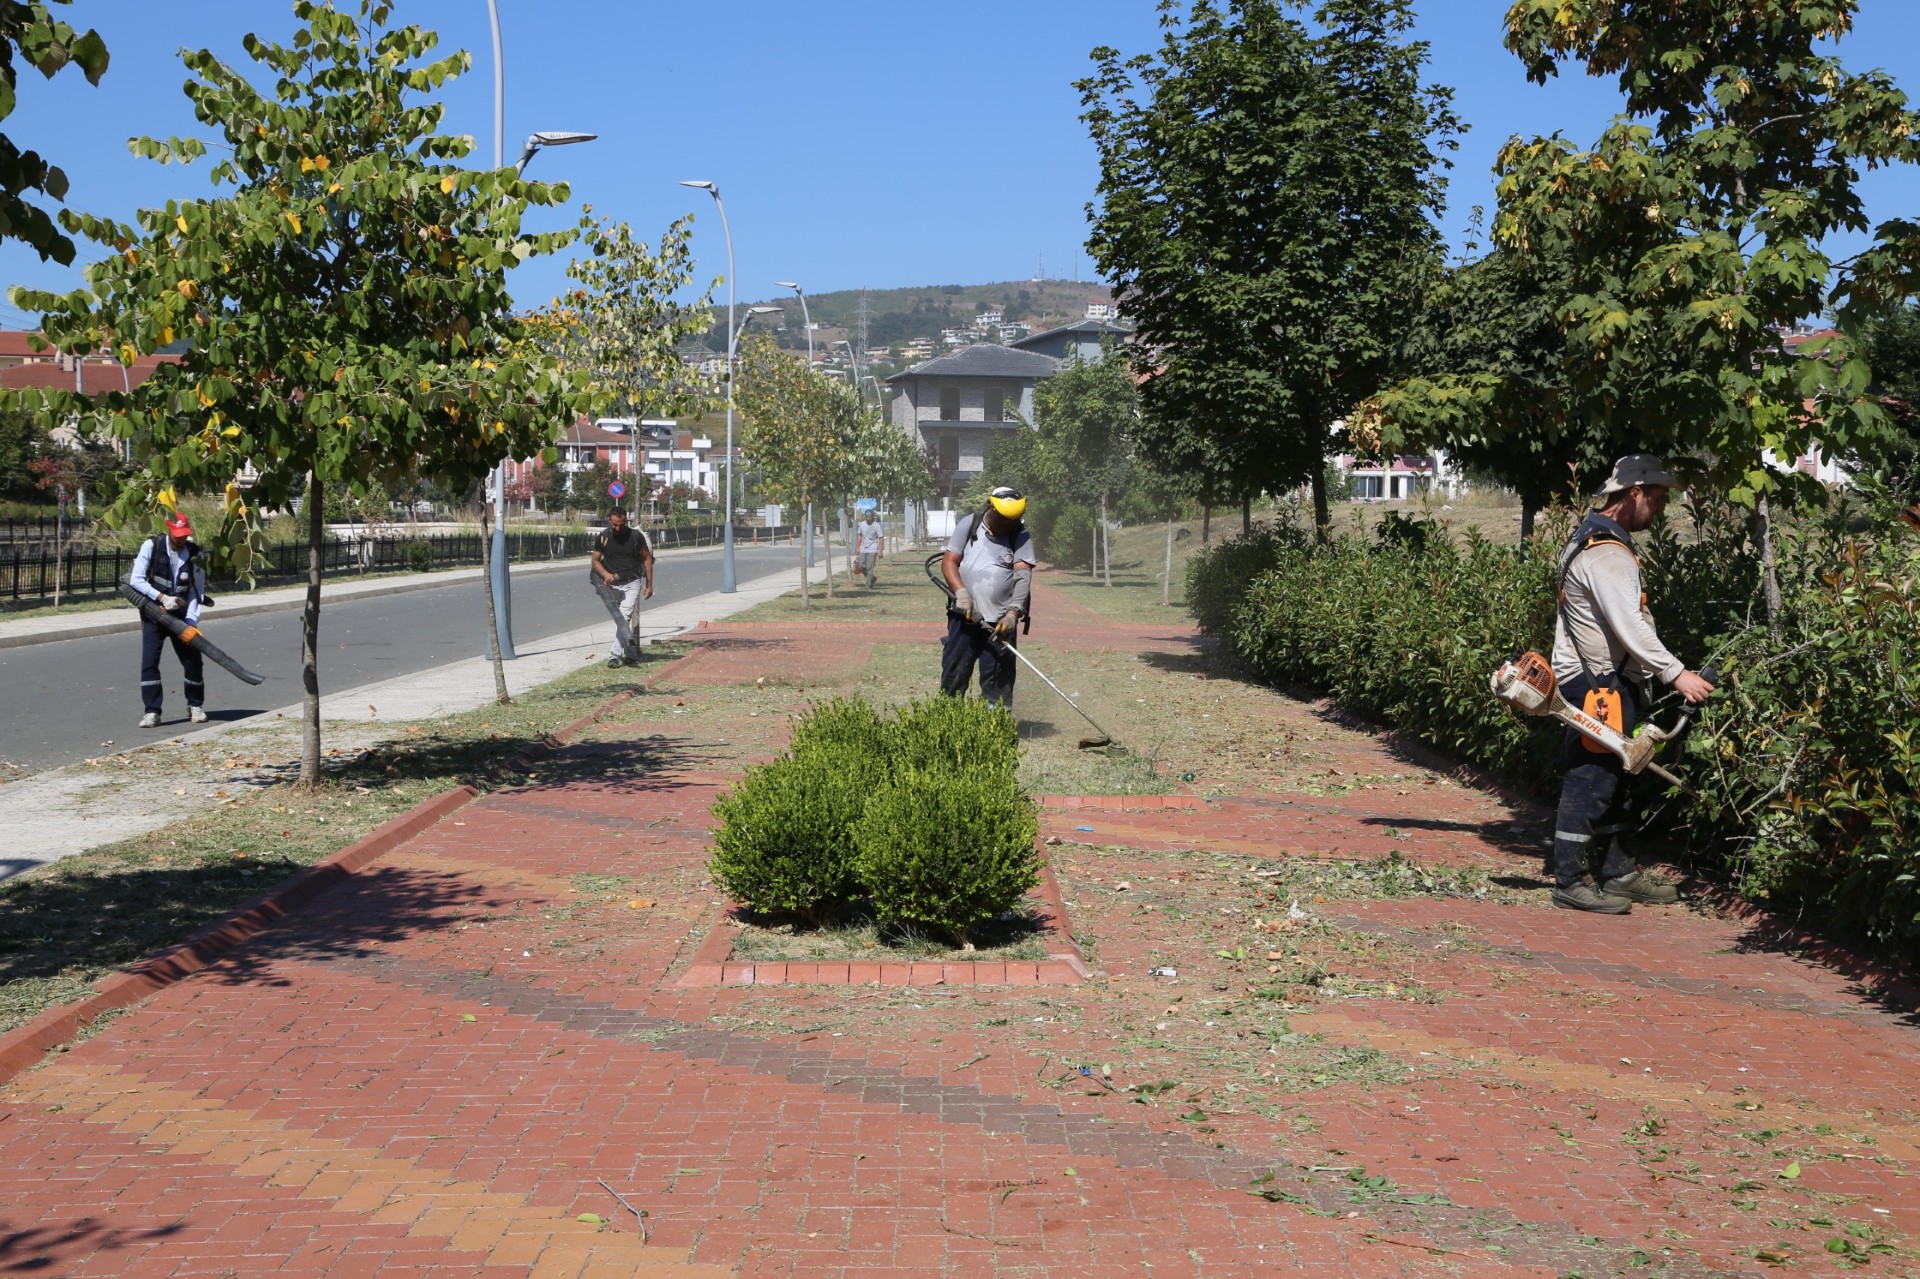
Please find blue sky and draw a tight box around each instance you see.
[3,0,1918,322]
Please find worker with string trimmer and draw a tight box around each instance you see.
[1531,455,1715,915]
[938,486,1037,709]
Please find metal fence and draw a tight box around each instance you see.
[2,523,804,605]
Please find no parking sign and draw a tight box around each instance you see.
[608,481,626,499]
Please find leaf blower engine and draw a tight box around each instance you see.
[1489,651,1713,794]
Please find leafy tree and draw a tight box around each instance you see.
[1030,349,1138,584]
[548,211,717,423]
[1079,0,1459,538]
[0,0,106,264]
[0,401,50,499]
[1358,236,1634,534]
[735,334,856,603]
[1491,0,1920,619]
[1854,299,1920,500]
[10,1,590,783]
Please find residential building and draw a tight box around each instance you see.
[1085,301,1116,321]
[885,344,1060,487]
[1010,317,1134,364]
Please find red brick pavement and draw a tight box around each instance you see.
[4,597,1916,1277]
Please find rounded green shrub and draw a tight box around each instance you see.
[708,748,865,925]
[887,694,1017,779]
[405,538,434,572]
[789,694,890,762]
[853,767,1040,947]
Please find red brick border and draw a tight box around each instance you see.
[0,784,477,1084]
[678,851,1090,987]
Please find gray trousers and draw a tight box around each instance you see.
[594,578,644,657]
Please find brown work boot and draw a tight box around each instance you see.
[1552,877,1633,914]
[1601,869,1681,904]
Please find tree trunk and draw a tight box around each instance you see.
[1309,467,1331,545]
[1756,491,1783,632]
[480,506,510,704]
[1162,517,1174,607]
[51,494,66,609]
[822,516,836,599]
[1519,497,1538,541]
[1241,493,1251,536]
[799,496,811,608]
[1100,491,1111,587]
[299,472,325,786]
[1201,504,1211,545]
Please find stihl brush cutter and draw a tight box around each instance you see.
[1490,651,1715,796]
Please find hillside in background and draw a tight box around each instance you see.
[699,278,1115,355]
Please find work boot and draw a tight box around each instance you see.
[1601,869,1681,903]
[606,656,624,669]
[138,711,160,728]
[1552,877,1633,914]
[188,706,207,724]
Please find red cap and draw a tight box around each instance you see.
[165,513,193,537]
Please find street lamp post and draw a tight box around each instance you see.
[680,179,750,592]
[483,0,594,658]
[775,280,815,570]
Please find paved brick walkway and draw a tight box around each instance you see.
[4,581,1917,1277]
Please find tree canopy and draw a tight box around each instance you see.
[1079,0,1458,532]
[9,1,592,781]
[0,0,107,264]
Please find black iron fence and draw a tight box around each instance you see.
[2,523,803,605]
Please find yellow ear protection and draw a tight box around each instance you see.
[988,486,1027,520]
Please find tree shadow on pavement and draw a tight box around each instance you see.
[0,1218,185,1274]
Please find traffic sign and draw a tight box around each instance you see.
[608,481,626,499]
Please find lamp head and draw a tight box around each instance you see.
[529,131,596,148]
[775,280,801,292]
[679,179,716,192]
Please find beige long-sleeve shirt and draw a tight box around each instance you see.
[1550,540,1683,687]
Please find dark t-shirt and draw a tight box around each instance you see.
[593,526,651,584]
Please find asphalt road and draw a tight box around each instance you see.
[0,543,811,779]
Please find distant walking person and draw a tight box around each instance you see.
[128,512,209,728]
[591,508,653,668]
[855,508,885,587]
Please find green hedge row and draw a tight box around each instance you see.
[708,694,1039,946]
[1190,503,1920,956]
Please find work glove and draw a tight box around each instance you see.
[953,586,975,621]
[993,609,1020,641]
[158,594,179,612]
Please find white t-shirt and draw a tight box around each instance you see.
[947,514,1036,624]
[856,520,883,554]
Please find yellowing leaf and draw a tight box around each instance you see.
[221,426,240,438]
[156,485,177,511]
[175,215,189,234]
[286,211,302,234]
[314,154,330,171]
[159,327,174,345]
[439,175,455,195]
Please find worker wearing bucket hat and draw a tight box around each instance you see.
[127,511,210,728]
[939,486,1037,706]
[1547,454,1715,912]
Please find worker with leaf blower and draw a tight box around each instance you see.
[940,486,1037,707]
[1548,455,1715,914]
[128,512,210,729]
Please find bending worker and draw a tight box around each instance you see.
[127,511,209,729]
[940,486,1036,707]
[591,507,653,668]
[1549,454,1714,914]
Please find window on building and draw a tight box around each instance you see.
[940,385,960,420]
[984,387,1004,422]
[938,435,960,473]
